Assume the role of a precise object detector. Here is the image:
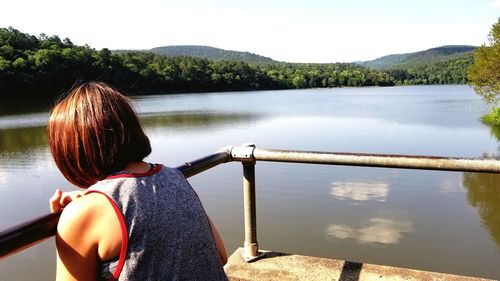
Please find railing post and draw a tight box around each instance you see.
[243,158,258,261]
[232,143,264,262]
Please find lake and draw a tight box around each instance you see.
[0,85,499,280]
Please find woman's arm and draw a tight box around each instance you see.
[55,197,99,281]
[208,217,228,265]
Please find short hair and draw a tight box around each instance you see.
[48,82,151,188]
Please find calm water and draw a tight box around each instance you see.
[0,85,499,280]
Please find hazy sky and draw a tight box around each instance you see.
[1,0,499,62]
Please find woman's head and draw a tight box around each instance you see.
[48,82,151,188]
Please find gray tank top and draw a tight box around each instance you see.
[87,165,228,281]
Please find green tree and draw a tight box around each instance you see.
[291,73,307,88]
[468,18,500,108]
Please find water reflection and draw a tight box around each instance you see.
[0,126,48,153]
[480,119,500,156]
[0,112,260,153]
[326,218,414,245]
[487,125,500,141]
[438,177,463,194]
[462,172,500,247]
[140,111,260,131]
[330,181,389,202]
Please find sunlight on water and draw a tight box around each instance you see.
[0,113,48,129]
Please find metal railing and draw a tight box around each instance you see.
[0,149,232,259]
[1,144,499,262]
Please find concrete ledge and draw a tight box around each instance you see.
[224,248,492,281]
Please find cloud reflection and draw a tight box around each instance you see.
[326,218,413,245]
[438,178,463,194]
[330,181,389,202]
[325,224,355,239]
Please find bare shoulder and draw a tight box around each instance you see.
[55,193,109,281]
[57,193,109,236]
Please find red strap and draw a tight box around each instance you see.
[106,164,162,180]
[86,190,128,280]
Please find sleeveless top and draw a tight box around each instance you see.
[86,164,228,281]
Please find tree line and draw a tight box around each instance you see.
[386,55,473,85]
[468,18,500,126]
[0,27,472,100]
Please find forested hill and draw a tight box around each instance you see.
[0,27,395,100]
[114,45,276,64]
[150,45,276,63]
[0,27,475,100]
[358,45,476,69]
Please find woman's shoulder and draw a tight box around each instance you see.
[57,193,109,234]
[55,193,116,280]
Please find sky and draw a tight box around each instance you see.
[1,0,499,63]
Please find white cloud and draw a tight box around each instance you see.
[494,0,500,7]
[330,181,389,202]
[326,218,413,245]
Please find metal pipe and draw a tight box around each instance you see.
[175,150,232,178]
[0,150,232,259]
[2,145,499,260]
[237,143,265,262]
[0,212,60,260]
[242,161,258,260]
[253,148,500,173]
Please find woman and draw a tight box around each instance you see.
[48,82,228,280]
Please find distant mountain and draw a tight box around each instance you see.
[358,45,477,69]
[146,45,276,63]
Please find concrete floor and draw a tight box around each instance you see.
[224,248,493,281]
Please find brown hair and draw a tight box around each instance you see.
[48,82,151,188]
